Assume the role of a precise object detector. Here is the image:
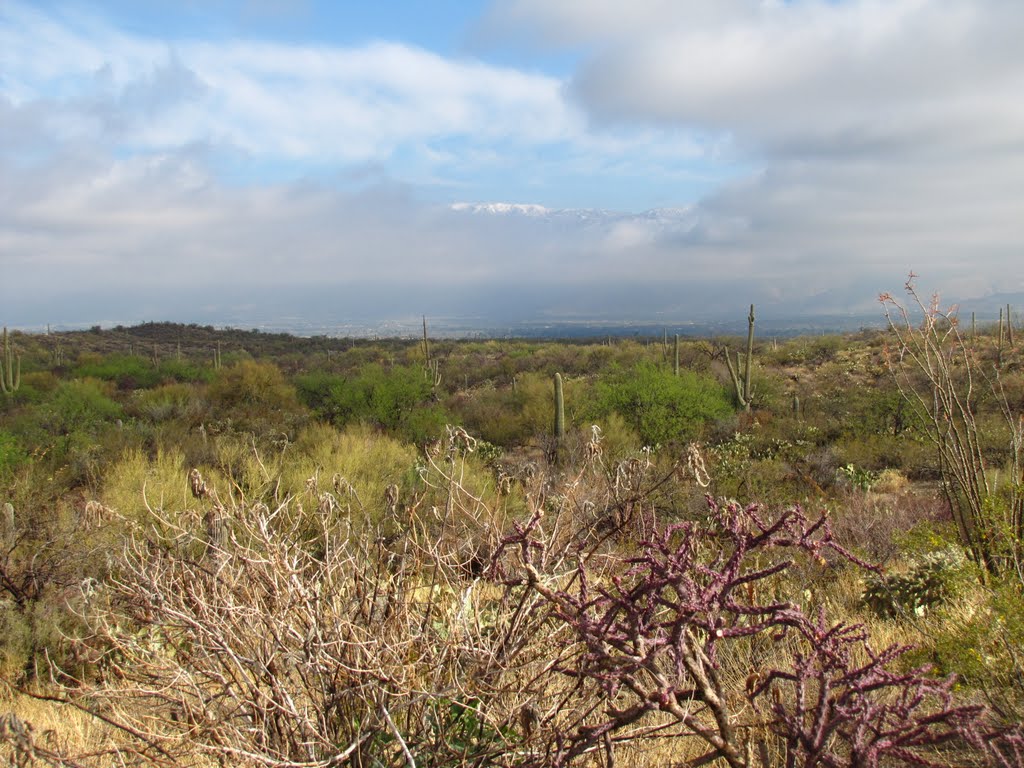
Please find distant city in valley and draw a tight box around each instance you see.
[17,292,1023,341]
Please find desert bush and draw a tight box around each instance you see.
[456,372,587,448]
[208,359,307,435]
[11,379,128,487]
[155,357,211,384]
[0,484,109,681]
[828,488,953,563]
[449,384,531,446]
[127,381,206,425]
[294,370,348,420]
[48,431,538,767]
[906,579,1024,728]
[0,430,25,480]
[0,371,59,408]
[285,423,421,522]
[100,446,201,525]
[590,411,642,465]
[296,364,445,442]
[74,354,161,390]
[591,362,732,445]
[39,379,122,437]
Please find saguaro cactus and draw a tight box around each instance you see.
[553,373,565,441]
[422,315,431,364]
[725,304,755,411]
[673,334,680,377]
[1,327,20,395]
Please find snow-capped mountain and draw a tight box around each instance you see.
[449,201,698,235]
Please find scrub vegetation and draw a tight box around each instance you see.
[2,284,1023,766]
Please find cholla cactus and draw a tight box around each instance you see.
[491,498,1012,768]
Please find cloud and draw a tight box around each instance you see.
[0,13,573,162]
[477,0,1024,302]
[487,0,1024,149]
[3,1,1023,330]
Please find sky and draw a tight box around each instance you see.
[2,0,1023,330]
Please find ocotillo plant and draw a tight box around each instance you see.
[553,372,565,441]
[725,304,755,410]
[1,327,20,395]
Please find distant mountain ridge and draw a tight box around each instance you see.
[449,201,696,227]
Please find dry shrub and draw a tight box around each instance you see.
[10,430,1021,767]
[829,488,952,563]
[49,430,537,767]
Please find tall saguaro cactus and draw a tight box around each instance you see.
[553,372,565,441]
[725,305,755,411]
[1,327,20,395]
[422,315,431,364]
[673,334,680,376]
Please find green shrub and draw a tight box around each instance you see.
[591,363,732,445]
[42,379,123,436]
[905,579,1024,724]
[294,371,347,421]
[208,360,306,434]
[156,358,212,384]
[297,365,443,441]
[129,382,206,425]
[0,430,25,480]
[75,354,160,389]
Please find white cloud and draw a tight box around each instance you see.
[3,1,1023,328]
[476,0,1024,303]
[0,4,587,165]
[489,0,1024,151]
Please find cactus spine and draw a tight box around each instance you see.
[553,373,565,441]
[725,304,755,411]
[1,327,21,395]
